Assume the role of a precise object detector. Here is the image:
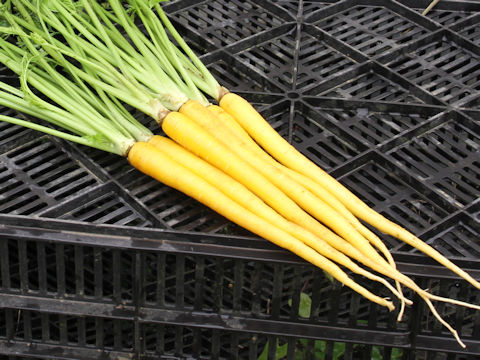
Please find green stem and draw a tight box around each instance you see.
[57,20,150,142]
[3,14,118,135]
[23,34,156,117]
[0,80,23,97]
[106,0,191,104]
[0,37,136,147]
[132,0,207,105]
[0,114,130,155]
[81,0,143,93]
[0,87,93,135]
[173,46,216,95]
[10,0,208,110]
[155,3,221,99]
[126,4,188,94]
[40,0,192,111]
[0,1,152,155]
[87,1,183,101]
[41,7,152,106]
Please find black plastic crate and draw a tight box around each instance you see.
[1,0,480,359]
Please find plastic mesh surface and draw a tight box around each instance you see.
[170,0,289,48]
[311,69,427,103]
[314,5,429,56]
[385,35,480,105]
[457,14,480,46]
[387,116,480,207]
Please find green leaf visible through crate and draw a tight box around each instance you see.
[287,292,312,318]
[257,340,288,360]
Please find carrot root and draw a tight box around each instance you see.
[219,92,480,293]
[423,295,466,348]
[129,139,394,311]
[147,135,407,306]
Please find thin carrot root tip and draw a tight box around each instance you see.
[397,301,406,322]
[425,293,480,311]
[375,277,412,306]
[453,330,466,349]
[385,301,395,312]
[423,296,466,348]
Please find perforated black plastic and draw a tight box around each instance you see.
[0,0,479,359]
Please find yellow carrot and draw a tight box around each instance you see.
[173,106,445,323]
[161,112,332,238]
[207,104,480,314]
[167,107,412,288]
[212,98,480,337]
[147,134,475,346]
[160,111,480,346]
[209,104,397,270]
[219,92,480,291]
[128,140,394,310]
[208,103,407,318]
[162,111,404,278]
[208,104,392,257]
[180,100,391,269]
[148,135,408,304]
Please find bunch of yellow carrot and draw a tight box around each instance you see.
[151,94,479,348]
[0,0,479,348]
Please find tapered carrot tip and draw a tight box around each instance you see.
[385,300,395,312]
[454,331,466,349]
[383,297,395,312]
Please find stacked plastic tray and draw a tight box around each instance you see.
[0,0,479,359]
